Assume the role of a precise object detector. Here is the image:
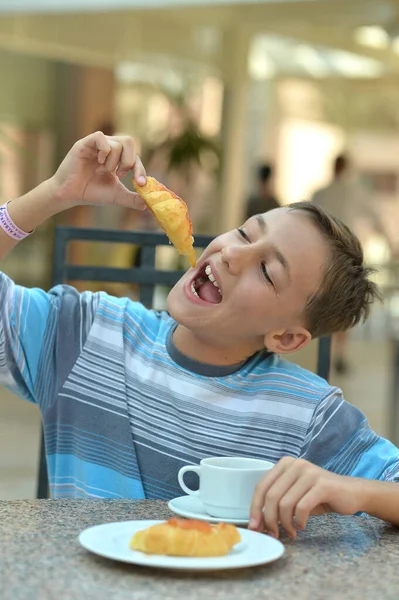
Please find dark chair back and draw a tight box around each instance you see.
[36,226,331,498]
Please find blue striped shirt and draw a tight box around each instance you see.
[1,272,398,499]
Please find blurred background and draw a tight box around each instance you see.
[1,0,399,498]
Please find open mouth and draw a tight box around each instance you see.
[190,264,223,304]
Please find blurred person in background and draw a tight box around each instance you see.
[311,154,388,376]
[246,163,280,220]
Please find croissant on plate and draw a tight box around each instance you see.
[133,176,196,268]
[129,518,241,557]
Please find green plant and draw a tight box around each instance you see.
[145,89,220,184]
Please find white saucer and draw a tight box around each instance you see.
[79,519,284,571]
[168,495,250,525]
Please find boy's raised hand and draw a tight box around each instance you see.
[50,131,147,210]
[249,457,365,539]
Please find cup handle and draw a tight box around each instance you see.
[178,465,200,496]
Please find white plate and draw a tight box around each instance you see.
[78,520,284,571]
[168,495,250,525]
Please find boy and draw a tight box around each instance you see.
[1,132,398,541]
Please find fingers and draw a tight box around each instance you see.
[93,131,112,165]
[75,131,111,163]
[114,190,146,211]
[261,463,299,538]
[250,457,295,533]
[98,137,131,174]
[96,140,123,173]
[97,135,147,183]
[249,457,330,539]
[295,488,326,531]
[80,132,146,183]
[132,155,146,185]
[278,477,314,538]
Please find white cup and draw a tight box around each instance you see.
[178,456,273,520]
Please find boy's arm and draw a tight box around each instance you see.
[0,275,101,405]
[0,131,146,262]
[249,457,399,539]
[0,131,147,403]
[362,478,399,524]
[0,180,59,261]
[249,389,399,537]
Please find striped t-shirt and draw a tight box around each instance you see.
[1,272,398,499]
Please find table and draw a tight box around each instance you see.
[0,500,399,600]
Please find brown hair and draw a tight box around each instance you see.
[289,201,381,338]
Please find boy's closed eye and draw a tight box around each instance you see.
[236,227,275,289]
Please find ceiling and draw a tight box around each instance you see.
[0,0,321,12]
[1,0,399,79]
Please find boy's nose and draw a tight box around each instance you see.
[221,244,255,275]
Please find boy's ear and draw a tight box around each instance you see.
[264,327,312,355]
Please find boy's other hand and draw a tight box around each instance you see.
[249,457,365,539]
[49,131,147,210]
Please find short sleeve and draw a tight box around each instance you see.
[301,388,399,483]
[0,272,100,410]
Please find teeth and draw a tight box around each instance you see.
[205,265,222,296]
[205,265,216,283]
[191,281,199,297]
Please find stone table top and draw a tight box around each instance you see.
[0,499,398,600]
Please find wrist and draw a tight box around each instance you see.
[45,176,79,212]
[355,478,378,515]
[7,178,71,233]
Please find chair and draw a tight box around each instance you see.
[36,226,331,498]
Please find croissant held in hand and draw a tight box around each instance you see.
[133,176,196,268]
[129,518,241,557]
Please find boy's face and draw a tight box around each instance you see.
[167,208,328,356]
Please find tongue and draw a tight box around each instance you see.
[198,281,222,304]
